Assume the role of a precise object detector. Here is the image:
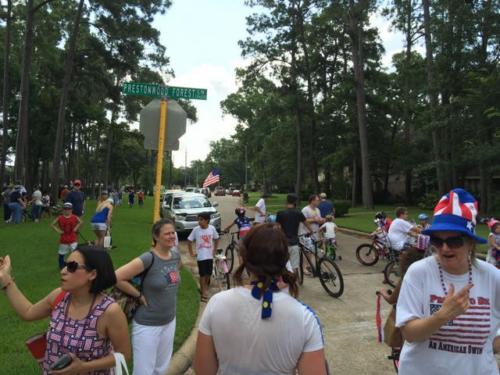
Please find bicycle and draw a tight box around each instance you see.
[376,290,400,373]
[223,231,239,273]
[211,249,231,292]
[356,234,391,266]
[298,234,344,298]
[324,238,341,261]
[383,249,401,288]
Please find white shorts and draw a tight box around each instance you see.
[91,222,107,231]
[58,242,77,255]
[288,245,300,269]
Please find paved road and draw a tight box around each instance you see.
[180,195,396,374]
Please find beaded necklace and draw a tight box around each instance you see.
[436,256,472,296]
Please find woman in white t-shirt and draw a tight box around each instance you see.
[194,223,327,375]
[396,189,500,375]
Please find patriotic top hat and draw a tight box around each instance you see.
[422,188,487,244]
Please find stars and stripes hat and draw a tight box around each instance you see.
[422,188,487,243]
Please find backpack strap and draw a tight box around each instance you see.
[51,290,67,310]
[139,251,155,291]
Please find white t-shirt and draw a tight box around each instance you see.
[32,190,42,205]
[199,287,324,375]
[320,222,337,239]
[254,198,266,223]
[396,256,500,375]
[388,218,414,250]
[187,225,219,261]
[299,205,322,238]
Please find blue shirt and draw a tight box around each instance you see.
[318,200,334,218]
[65,190,85,217]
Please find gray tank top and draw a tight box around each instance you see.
[133,249,181,326]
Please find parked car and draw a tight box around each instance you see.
[214,186,225,196]
[161,192,221,233]
[184,186,197,193]
[231,189,241,197]
[200,187,211,198]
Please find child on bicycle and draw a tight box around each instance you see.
[223,207,252,239]
[319,215,337,249]
[486,219,500,268]
[188,212,219,303]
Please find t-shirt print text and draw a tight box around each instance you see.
[163,264,179,286]
[428,294,491,355]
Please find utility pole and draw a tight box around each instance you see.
[184,149,187,187]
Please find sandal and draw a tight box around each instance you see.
[200,296,209,303]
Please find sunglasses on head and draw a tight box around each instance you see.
[63,261,89,273]
[430,235,465,249]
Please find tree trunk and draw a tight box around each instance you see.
[15,0,36,183]
[103,109,117,189]
[422,0,445,194]
[351,157,357,207]
[403,0,414,203]
[51,0,85,200]
[348,3,373,208]
[0,0,12,187]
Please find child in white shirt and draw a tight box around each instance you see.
[320,215,337,252]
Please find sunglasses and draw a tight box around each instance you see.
[430,235,465,249]
[63,261,89,273]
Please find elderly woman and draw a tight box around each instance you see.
[90,191,113,247]
[0,246,130,374]
[194,223,327,375]
[396,189,500,374]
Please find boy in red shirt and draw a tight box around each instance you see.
[51,202,82,269]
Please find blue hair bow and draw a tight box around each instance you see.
[251,277,280,319]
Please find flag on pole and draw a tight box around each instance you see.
[203,169,221,188]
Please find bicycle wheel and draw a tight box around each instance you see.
[212,261,230,292]
[356,244,379,266]
[384,261,402,288]
[318,258,344,298]
[298,250,304,285]
[224,244,235,273]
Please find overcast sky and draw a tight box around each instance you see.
[153,1,406,168]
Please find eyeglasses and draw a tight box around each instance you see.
[430,235,465,249]
[63,261,89,273]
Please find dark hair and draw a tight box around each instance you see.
[234,224,298,298]
[308,194,319,203]
[286,193,298,205]
[152,218,175,246]
[198,212,211,222]
[76,245,117,294]
[395,207,407,218]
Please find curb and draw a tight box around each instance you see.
[337,226,372,239]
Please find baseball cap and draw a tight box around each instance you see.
[422,188,486,244]
[320,192,327,199]
[63,202,73,209]
[73,179,81,186]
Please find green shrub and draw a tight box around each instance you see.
[334,200,350,217]
[418,192,440,210]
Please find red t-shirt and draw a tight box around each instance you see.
[58,215,78,244]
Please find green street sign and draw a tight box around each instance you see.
[122,82,207,100]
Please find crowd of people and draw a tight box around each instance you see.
[0,185,499,374]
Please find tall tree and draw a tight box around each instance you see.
[0,0,12,186]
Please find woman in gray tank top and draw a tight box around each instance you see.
[115,219,182,375]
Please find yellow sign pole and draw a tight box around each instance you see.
[153,99,168,223]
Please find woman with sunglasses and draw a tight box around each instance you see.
[194,224,327,375]
[0,245,130,374]
[115,218,181,375]
[395,189,500,375]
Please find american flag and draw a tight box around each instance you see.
[202,169,220,188]
[429,301,491,348]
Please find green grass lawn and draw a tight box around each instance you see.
[0,199,199,373]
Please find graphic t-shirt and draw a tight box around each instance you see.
[254,198,266,224]
[234,216,252,238]
[134,250,181,326]
[388,218,413,251]
[57,215,79,244]
[320,222,337,239]
[396,256,500,375]
[188,225,219,261]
